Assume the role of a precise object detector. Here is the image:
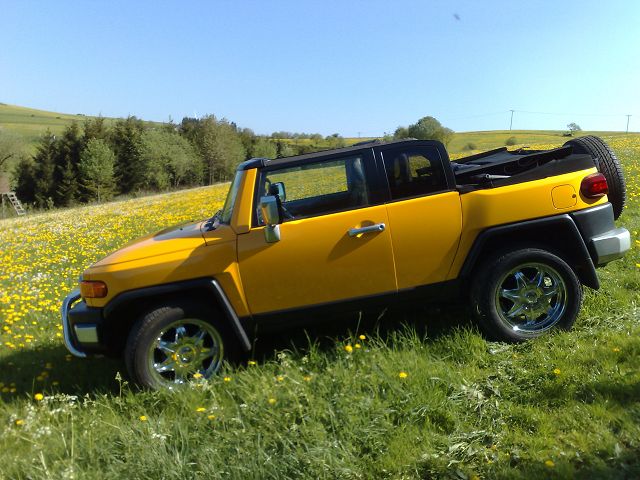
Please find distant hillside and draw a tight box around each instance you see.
[0,102,634,156]
[0,103,159,147]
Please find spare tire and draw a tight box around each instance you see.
[564,136,626,219]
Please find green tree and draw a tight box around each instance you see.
[53,122,82,206]
[14,157,37,204]
[325,133,346,149]
[79,138,116,202]
[111,117,145,193]
[32,131,58,208]
[83,116,109,142]
[393,126,410,139]
[251,137,277,158]
[276,141,296,158]
[198,116,246,183]
[567,122,582,134]
[405,116,454,145]
[139,129,203,189]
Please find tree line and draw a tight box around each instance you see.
[9,113,454,209]
[12,116,352,208]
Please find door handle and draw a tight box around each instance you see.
[348,223,385,237]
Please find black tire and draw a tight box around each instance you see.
[470,248,582,342]
[125,301,238,389]
[564,135,626,220]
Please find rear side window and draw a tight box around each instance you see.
[382,147,447,200]
[256,155,370,224]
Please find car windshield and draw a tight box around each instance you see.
[220,171,243,224]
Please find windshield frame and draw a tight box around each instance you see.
[219,171,243,224]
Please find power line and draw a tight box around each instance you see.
[513,109,627,117]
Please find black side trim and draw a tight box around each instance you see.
[460,214,599,289]
[103,278,252,351]
[248,280,460,332]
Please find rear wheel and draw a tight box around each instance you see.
[564,135,626,219]
[125,301,236,389]
[470,248,582,342]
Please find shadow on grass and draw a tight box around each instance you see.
[0,344,122,402]
[480,450,640,480]
[251,303,475,360]
[0,304,474,401]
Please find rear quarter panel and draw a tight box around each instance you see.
[447,167,607,279]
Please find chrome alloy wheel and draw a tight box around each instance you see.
[494,262,568,335]
[147,318,224,386]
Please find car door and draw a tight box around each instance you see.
[237,151,397,316]
[379,144,463,291]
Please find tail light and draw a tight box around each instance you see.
[80,280,108,298]
[580,173,608,198]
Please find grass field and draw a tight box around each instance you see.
[0,103,161,156]
[0,121,639,477]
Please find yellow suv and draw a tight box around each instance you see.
[62,137,630,389]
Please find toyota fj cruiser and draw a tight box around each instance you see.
[62,135,630,389]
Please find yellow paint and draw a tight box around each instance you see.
[552,184,578,209]
[447,167,606,279]
[237,205,397,314]
[385,191,462,289]
[230,169,256,235]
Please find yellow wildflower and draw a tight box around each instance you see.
[399,371,408,379]
[553,368,561,375]
[196,407,206,413]
[344,344,353,353]
[545,459,555,468]
[139,415,148,422]
[34,393,44,401]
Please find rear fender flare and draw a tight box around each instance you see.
[460,215,599,290]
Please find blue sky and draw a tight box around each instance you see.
[1,0,639,136]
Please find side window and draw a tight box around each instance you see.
[257,155,370,224]
[382,147,447,200]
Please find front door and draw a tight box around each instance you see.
[237,152,397,315]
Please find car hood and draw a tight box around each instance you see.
[90,220,208,267]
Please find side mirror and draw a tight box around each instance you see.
[259,195,282,243]
[269,182,286,202]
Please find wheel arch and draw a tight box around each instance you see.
[459,215,599,291]
[102,278,252,355]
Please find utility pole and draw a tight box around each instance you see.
[357,131,362,138]
[626,114,631,134]
[509,110,514,131]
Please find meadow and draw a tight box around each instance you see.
[0,136,639,479]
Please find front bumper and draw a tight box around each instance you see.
[61,289,105,357]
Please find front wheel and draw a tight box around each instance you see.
[470,248,582,342]
[125,302,236,389]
